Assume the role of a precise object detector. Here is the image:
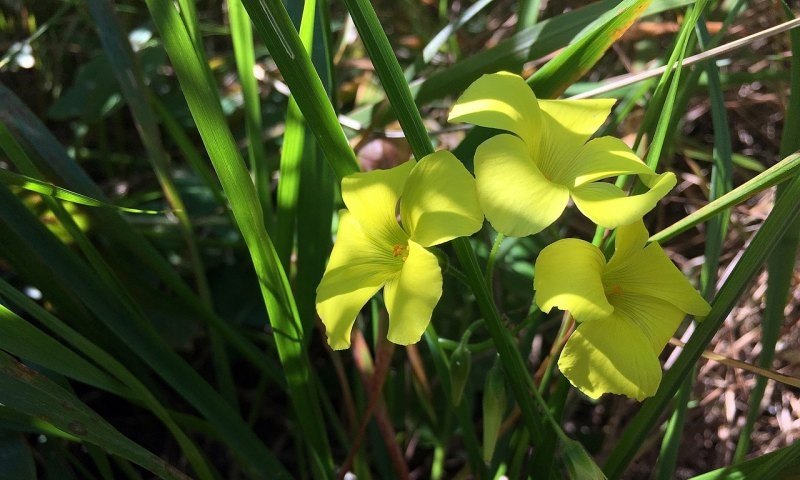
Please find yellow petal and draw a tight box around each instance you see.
[608,294,691,355]
[401,150,484,247]
[564,136,656,188]
[570,172,677,229]
[316,211,402,349]
[604,242,711,317]
[448,71,541,150]
[384,241,442,345]
[609,219,650,263]
[558,314,662,401]
[475,134,570,237]
[341,160,414,243]
[534,238,613,323]
[536,99,616,182]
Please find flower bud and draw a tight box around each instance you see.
[449,341,471,406]
[482,358,507,463]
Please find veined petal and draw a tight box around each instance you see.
[536,99,616,182]
[534,239,613,323]
[448,72,541,150]
[565,137,656,188]
[570,172,677,229]
[604,242,711,316]
[341,160,414,244]
[607,219,650,267]
[316,211,402,349]
[384,241,443,345]
[558,315,662,401]
[401,150,483,247]
[609,294,690,355]
[475,134,570,237]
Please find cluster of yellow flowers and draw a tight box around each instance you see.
[316,72,710,401]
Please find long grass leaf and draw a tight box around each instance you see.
[0,351,187,480]
[144,0,333,473]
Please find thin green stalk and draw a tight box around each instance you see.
[654,16,733,480]
[229,0,273,220]
[734,4,800,460]
[145,0,334,475]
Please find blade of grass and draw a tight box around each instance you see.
[603,172,800,478]
[0,278,215,480]
[228,0,273,220]
[239,0,359,181]
[654,16,733,480]
[144,0,333,474]
[0,351,188,480]
[733,4,800,460]
[651,152,800,243]
[275,0,317,267]
[690,440,800,480]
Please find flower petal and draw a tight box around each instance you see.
[401,151,484,247]
[316,211,402,349]
[534,238,613,323]
[563,136,656,188]
[558,314,662,401]
[570,172,677,229]
[538,99,616,142]
[475,134,570,237]
[448,72,541,150]
[608,294,691,355]
[536,99,616,182]
[608,219,650,264]
[384,241,443,345]
[341,160,414,243]
[604,242,711,317]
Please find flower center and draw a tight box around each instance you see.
[605,284,624,297]
[392,243,409,261]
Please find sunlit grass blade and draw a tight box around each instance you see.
[603,172,800,479]
[690,440,800,480]
[655,16,734,479]
[0,351,187,480]
[651,152,800,243]
[240,0,359,181]
[276,0,317,267]
[0,167,158,214]
[228,0,273,219]
[529,0,652,99]
[144,0,333,474]
[734,5,800,460]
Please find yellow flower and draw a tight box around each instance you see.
[533,220,711,400]
[316,151,484,349]
[448,71,676,237]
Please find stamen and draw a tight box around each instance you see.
[392,243,409,261]
[605,284,624,297]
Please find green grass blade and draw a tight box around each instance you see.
[0,351,187,480]
[603,171,800,479]
[0,279,215,480]
[651,152,800,243]
[240,0,359,181]
[529,0,653,99]
[276,0,317,267]
[690,440,800,480]
[0,304,126,396]
[734,5,800,460]
[144,0,333,474]
[0,167,158,214]
[228,0,273,218]
[654,16,734,480]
